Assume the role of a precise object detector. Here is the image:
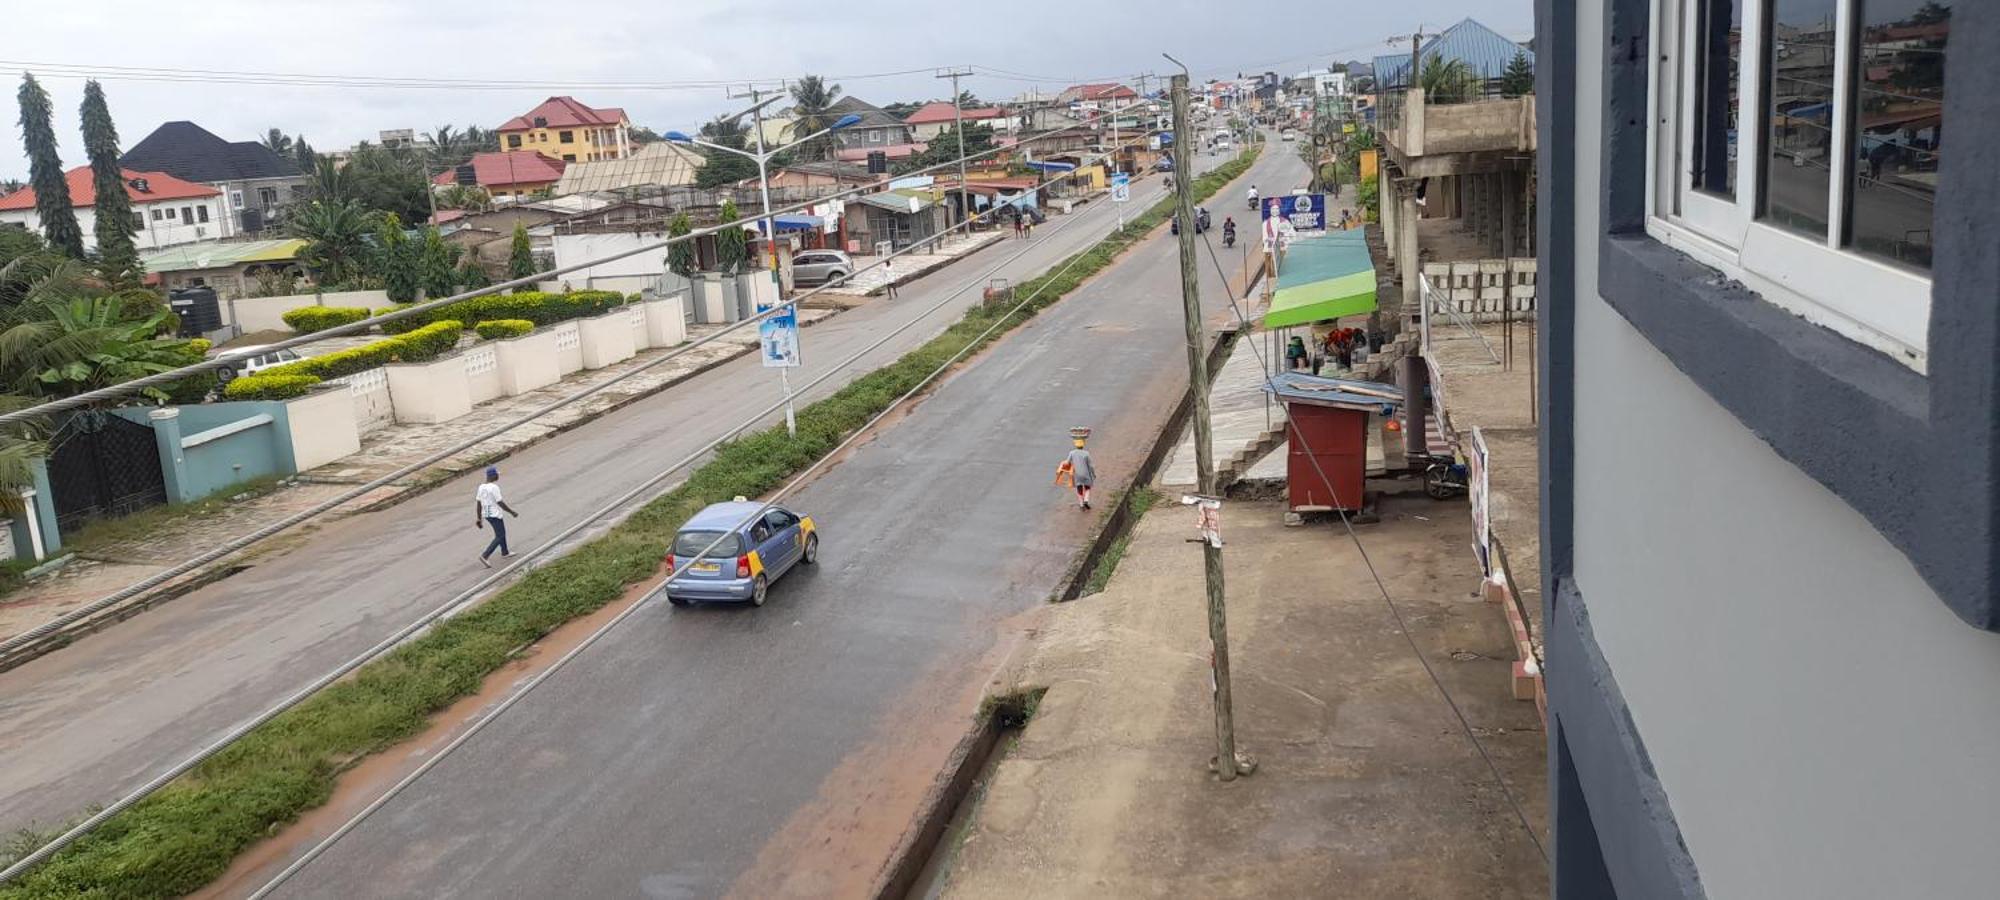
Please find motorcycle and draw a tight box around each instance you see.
[1417,452,1470,500]
[1246,195,1259,211]
[1223,228,1236,249]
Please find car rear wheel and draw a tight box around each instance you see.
[749,575,769,607]
[802,534,819,565]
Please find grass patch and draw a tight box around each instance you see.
[1080,486,1163,596]
[56,476,292,559]
[0,147,1261,900]
[977,686,1048,730]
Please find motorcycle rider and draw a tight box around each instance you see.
[1247,185,1259,207]
[1222,216,1236,247]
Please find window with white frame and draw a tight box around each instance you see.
[1648,0,1949,364]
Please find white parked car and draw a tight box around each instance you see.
[1281,130,1299,141]
[211,345,305,383]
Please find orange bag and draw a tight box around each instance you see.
[1054,460,1074,487]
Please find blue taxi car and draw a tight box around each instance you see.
[663,500,818,607]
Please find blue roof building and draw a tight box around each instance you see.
[1371,18,1532,89]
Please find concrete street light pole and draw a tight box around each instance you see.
[1165,60,1250,781]
[731,84,797,438]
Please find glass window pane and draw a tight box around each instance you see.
[1692,0,1743,198]
[1761,0,1839,238]
[1845,0,1946,272]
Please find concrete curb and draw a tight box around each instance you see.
[0,308,846,670]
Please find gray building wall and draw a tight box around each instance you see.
[1553,1,2000,898]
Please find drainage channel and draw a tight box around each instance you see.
[896,689,1044,900]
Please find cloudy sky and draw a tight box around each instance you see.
[2,0,1528,180]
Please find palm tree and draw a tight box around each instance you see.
[262,128,294,158]
[1419,56,1479,104]
[311,156,348,202]
[288,199,373,287]
[789,75,844,161]
[699,114,749,148]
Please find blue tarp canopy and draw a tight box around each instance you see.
[1025,160,1076,172]
[755,214,823,234]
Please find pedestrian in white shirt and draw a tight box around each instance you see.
[474,466,519,567]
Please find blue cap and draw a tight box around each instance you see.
[486,466,500,478]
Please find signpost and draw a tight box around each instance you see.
[758,297,801,436]
[1469,426,1492,576]
[1111,172,1130,229]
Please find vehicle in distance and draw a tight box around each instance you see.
[664,500,818,607]
[1171,206,1212,235]
[791,250,852,287]
[1281,130,1298,141]
[210,345,305,383]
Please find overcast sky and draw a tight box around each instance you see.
[2,0,1529,181]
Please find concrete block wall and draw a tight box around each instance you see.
[496,330,561,396]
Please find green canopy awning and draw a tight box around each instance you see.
[1263,229,1376,328]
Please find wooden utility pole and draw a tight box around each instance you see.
[1167,66,1249,781]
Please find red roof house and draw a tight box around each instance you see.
[901,102,1009,141]
[0,166,218,211]
[498,96,633,161]
[434,151,569,198]
[1059,83,1140,106]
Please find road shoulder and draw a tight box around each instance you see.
[940,492,1550,898]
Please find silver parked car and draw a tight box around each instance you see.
[211,345,306,383]
[792,250,853,287]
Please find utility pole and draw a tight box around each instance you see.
[730,82,798,438]
[937,67,974,229]
[1166,64,1249,781]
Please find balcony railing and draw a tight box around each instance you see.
[1379,88,1536,160]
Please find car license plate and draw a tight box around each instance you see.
[691,560,720,574]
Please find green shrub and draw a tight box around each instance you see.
[222,374,323,401]
[378,290,626,334]
[281,306,371,334]
[474,319,533,340]
[257,320,464,382]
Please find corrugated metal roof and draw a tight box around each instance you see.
[553,143,702,195]
[853,190,936,213]
[1372,18,1532,88]
[141,238,305,272]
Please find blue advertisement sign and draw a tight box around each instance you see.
[1110,172,1130,202]
[758,300,800,368]
[1259,193,1328,231]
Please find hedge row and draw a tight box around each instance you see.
[281,306,371,334]
[221,320,464,400]
[474,319,534,340]
[377,290,628,334]
[0,146,1264,899]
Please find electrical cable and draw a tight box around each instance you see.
[0,132,1188,886]
[0,61,950,91]
[0,96,1166,426]
[1191,198,1549,866]
[0,112,1170,658]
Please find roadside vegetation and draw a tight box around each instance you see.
[0,145,1262,899]
[1081,486,1162,596]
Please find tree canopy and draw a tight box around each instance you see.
[17,73,84,258]
[1500,52,1535,98]
[80,80,141,287]
[789,75,845,162]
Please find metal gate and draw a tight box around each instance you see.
[45,411,167,532]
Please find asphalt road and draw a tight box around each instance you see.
[261,142,1307,899]
[0,156,1229,838]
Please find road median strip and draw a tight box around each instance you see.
[0,146,1260,899]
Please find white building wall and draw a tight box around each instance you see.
[1567,3,2000,897]
[0,193,227,251]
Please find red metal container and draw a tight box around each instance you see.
[1284,403,1368,512]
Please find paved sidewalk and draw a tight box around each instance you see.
[831,230,1007,296]
[308,312,830,487]
[0,310,829,645]
[942,494,1548,898]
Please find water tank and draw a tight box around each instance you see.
[240,208,265,233]
[168,287,222,337]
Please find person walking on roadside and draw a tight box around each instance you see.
[1061,437,1097,510]
[475,466,519,567]
[883,256,899,299]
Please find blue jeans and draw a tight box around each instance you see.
[481,516,509,559]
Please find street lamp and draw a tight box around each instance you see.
[668,107,860,438]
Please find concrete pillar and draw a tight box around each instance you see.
[29,459,58,554]
[148,407,192,504]
[1379,167,1397,264]
[1399,184,1421,313]
[1401,353,1430,459]
[1502,171,1521,257]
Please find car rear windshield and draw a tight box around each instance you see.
[673,530,742,558]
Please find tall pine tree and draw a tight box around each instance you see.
[17,73,84,259]
[80,80,140,286]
